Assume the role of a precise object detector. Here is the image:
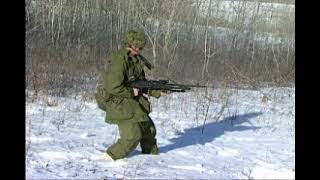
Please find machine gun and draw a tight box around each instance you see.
[126,79,209,93]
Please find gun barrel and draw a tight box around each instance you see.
[167,83,208,88]
[127,80,211,93]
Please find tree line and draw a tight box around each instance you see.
[26,0,295,96]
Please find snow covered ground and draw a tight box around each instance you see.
[26,87,295,179]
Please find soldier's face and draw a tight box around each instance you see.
[132,45,141,52]
[128,45,141,55]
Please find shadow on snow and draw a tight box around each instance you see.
[159,112,263,153]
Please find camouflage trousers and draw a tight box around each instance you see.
[106,116,158,160]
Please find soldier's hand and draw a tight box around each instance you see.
[133,88,139,96]
[160,91,170,96]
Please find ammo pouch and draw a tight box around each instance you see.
[95,85,150,121]
[95,84,135,120]
[94,84,108,111]
[105,96,135,120]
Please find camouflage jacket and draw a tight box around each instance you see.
[103,48,160,124]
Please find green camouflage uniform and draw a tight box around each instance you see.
[101,30,161,160]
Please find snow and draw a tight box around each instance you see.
[26,87,295,179]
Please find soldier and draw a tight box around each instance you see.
[102,30,166,161]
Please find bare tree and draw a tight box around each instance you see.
[26,0,295,96]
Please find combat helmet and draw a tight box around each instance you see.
[124,30,146,49]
